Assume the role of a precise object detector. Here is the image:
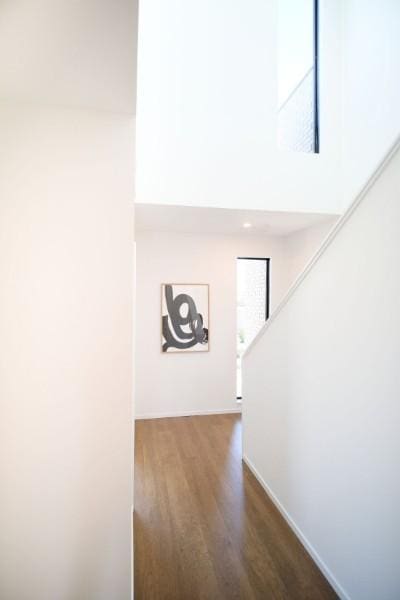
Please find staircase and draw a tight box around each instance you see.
[242,136,400,600]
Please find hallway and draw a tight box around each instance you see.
[134,414,337,599]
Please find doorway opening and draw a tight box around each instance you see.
[236,257,270,400]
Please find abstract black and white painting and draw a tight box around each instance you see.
[161,284,209,353]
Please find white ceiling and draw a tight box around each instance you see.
[135,204,339,237]
[0,0,138,113]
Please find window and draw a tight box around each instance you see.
[277,0,319,153]
[236,258,270,399]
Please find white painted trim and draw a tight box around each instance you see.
[243,134,400,359]
[131,505,134,600]
[135,408,241,420]
[243,455,351,600]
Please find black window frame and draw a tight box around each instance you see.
[313,0,320,154]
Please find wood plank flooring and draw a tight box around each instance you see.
[134,413,337,600]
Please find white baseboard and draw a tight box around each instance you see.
[242,455,350,600]
[135,408,241,420]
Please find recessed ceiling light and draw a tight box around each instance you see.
[243,222,252,228]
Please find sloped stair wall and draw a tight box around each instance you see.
[242,138,400,600]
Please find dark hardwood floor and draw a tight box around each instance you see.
[134,413,337,600]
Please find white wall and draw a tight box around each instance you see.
[135,225,332,419]
[0,0,138,113]
[341,0,400,208]
[283,218,338,286]
[136,0,400,216]
[0,104,135,600]
[242,141,400,599]
[135,231,287,418]
[136,0,342,214]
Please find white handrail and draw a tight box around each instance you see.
[243,133,400,359]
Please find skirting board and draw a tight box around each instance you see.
[243,455,350,600]
[135,408,241,420]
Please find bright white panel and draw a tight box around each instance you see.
[136,0,342,213]
[243,141,400,599]
[0,104,135,600]
[341,0,400,208]
[0,0,138,113]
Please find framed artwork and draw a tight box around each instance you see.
[161,283,209,353]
